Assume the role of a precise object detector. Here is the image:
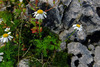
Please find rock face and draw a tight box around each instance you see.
[26,0,100,67]
[67,42,93,67]
[26,0,100,42]
[93,46,100,67]
[67,42,100,67]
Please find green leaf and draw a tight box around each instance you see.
[30,20,36,26]
[30,7,35,11]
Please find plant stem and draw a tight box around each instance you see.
[18,23,23,63]
[18,33,20,63]
[38,19,42,38]
[38,19,44,64]
[35,0,38,7]
[41,52,43,64]
[0,26,3,34]
[65,29,77,42]
[22,44,32,57]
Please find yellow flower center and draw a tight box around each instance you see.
[76,24,80,27]
[3,34,9,38]
[37,9,43,14]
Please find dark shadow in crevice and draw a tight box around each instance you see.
[96,7,100,17]
[81,15,96,25]
[76,53,82,58]
[82,31,100,45]
[87,60,94,67]
[82,1,91,7]
[74,60,79,67]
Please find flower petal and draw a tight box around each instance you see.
[8,32,11,35]
[8,36,13,41]
[0,56,3,62]
[0,52,4,55]
[3,38,7,43]
[72,24,77,27]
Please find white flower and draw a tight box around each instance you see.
[33,9,47,19]
[72,24,82,31]
[8,32,11,34]
[0,32,13,43]
[19,0,23,2]
[0,52,4,55]
[0,18,3,24]
[0,52,4,62]
[4,28,10,32]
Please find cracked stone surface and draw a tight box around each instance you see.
[94,46,100,67]
[67,42,93,67]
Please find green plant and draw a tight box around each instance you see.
[52,51,70,67]
[0,42,22,67]
[34,32,61,57]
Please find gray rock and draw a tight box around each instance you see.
[91,14,100,25]
[39,0,60,7]
[67,42,93,66]
[59,27,86,42]
[59,41,66,51]
[82,6,94,17]
[94,46,100,61]
[58,4,64,19]
[46,7,63,34]
[79,54,93,64]
[67,42,92,56]
[93,63,100,67]
[76,30,86,41]
[88,44,95,51]
[17,59,29,67]
[71,56,79,67]
[59,30,69,41]
[71,56,89,67]
[94,46,100,67]
[78,63,88,67]
[59,27,77,41]
[63,0,82,29]
[92,0,100,7]
[62,0,72,6]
